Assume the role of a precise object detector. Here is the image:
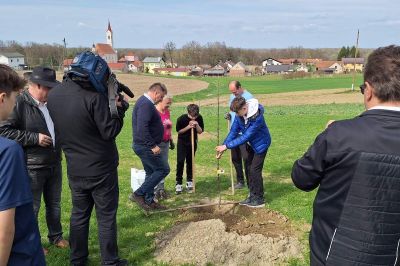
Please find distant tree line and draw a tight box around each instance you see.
[0,39,372,69]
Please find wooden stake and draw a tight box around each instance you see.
[191,127,195,193]
[228,120,235,195]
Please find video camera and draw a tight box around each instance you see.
[67,51,134,118]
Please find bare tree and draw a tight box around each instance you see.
[180,41,202,65]
[164,41,176,67]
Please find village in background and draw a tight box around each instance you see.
[0,22,369,78]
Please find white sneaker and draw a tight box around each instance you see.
[175,184,183,194]
[186,182,194,193]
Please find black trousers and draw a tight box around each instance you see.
[176,140,197,185]
[28,164,63,244]
[247,148,267,201]
[231,144,250,185]
[68,169,120,265]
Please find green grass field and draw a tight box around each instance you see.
[173,74,363,102]
[38,99,365,265]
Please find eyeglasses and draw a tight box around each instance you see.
[359,83,366,94]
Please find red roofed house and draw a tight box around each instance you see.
[108,62,128,72]
[118,52,142,72]
[315,61,343,74]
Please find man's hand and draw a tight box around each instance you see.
[151,145,161,155]
[169,139,175,150]
[224,112,231,120]
[189,121,198,128]
[215,145,227,159]
[38,133,52,147]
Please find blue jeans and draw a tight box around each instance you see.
[133,144,170,204]
[155,141,170,191]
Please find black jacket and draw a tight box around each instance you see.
[0,90,61,169]
[292,109,400,266]
[47,78,125,177]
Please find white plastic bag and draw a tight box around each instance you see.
[131,168,146,192]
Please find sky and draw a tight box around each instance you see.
[1,0,399,49]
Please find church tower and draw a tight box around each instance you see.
[106,20,113,47]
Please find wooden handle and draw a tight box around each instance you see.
[191,127,195,192]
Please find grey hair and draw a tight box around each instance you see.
[364,45,400,102]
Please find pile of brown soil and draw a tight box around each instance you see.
[154,202,303,265]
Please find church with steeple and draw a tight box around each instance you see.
[92,21,118,63]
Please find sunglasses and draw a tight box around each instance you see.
[359,83,366,94]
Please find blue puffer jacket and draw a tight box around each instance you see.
[223,104,271,154]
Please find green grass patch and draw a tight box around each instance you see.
[39,103,364,265]
[173,74,363,102]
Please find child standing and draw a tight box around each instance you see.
[175,104,204,194]
[216,97,271,207]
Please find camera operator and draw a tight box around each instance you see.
[47,71,128,266]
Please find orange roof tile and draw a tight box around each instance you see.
[108,62,126,70]
[95,43,116,55]
[315,61,339,69]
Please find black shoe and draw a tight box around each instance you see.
[246,199,265,208]
[239,196,252,206]
[101,258,128,266]
[129,193,150,211]
[116,259,128,266]
[234,182,245,189]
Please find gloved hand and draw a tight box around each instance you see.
[224,112,231,120]
[169,139,175,150]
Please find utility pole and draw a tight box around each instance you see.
[62,37,67,71]
[351,29,360,91]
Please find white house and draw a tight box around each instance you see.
[0,52,25,69]
[262,58,282,68]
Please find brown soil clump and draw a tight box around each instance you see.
[154,201,302,265]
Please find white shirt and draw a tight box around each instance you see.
[144,93,154,104]
[369,106,400,112]
[31,97,55,146]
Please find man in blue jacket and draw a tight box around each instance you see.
[130,83,169,211]
[216,97,271,207]
[0,64,45,265]
[292,45,400,265]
